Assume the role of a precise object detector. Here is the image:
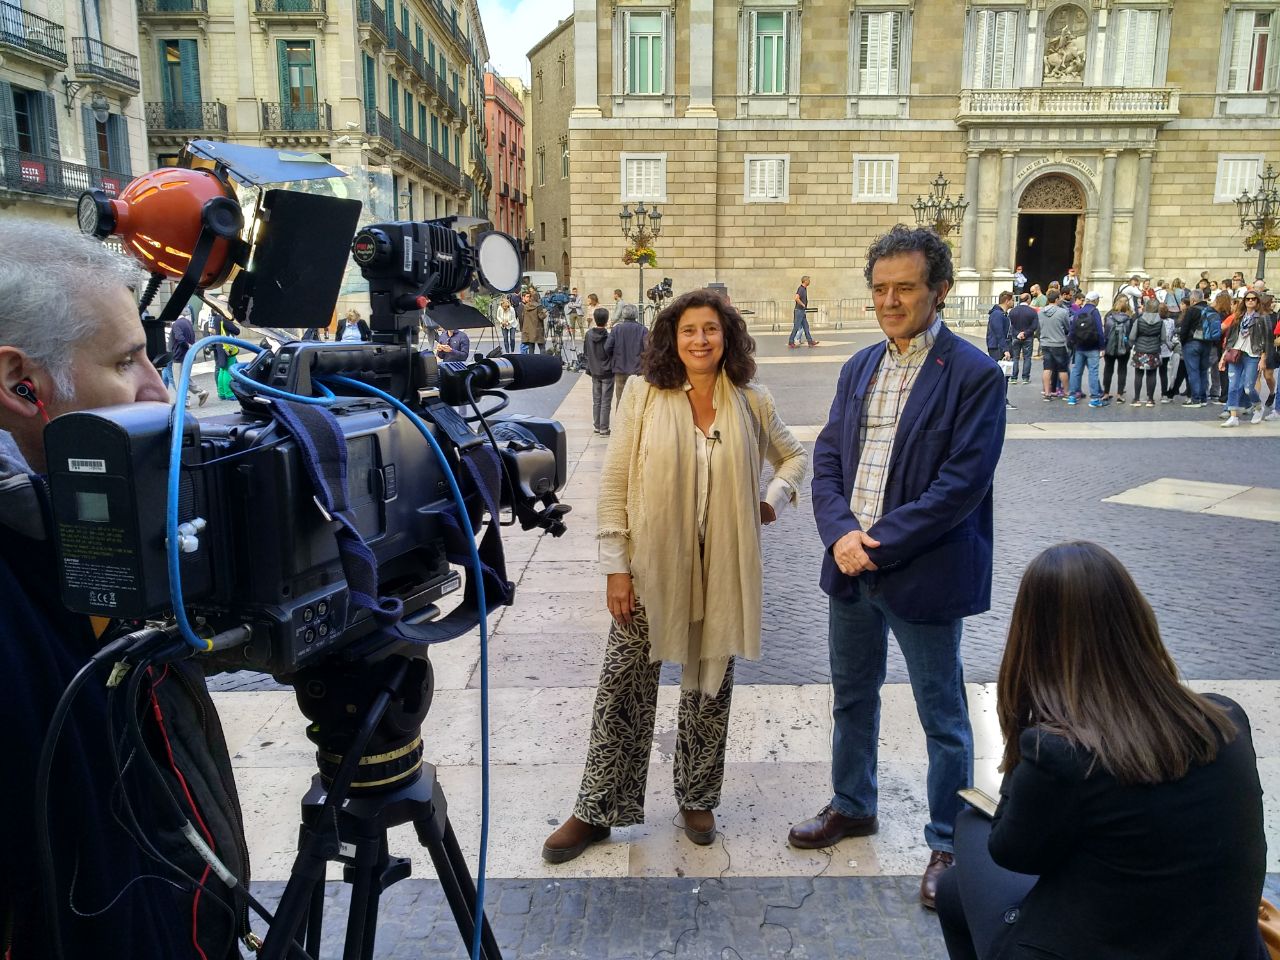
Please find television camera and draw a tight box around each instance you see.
[44,141,569,960]
[646,276,674,306]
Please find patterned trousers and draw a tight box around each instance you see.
[573,606,735,828]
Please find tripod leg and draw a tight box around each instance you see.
[420,818,502,960]
[305,883,325,959]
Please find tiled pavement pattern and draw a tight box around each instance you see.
[194,330,1277,958]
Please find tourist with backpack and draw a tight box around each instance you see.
[1207,291,1233,404]
[1101,296,1134,403]
[1066,291,1106,407]
[1180,291,1218,408]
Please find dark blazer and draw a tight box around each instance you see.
[812,324,1006,622]
[988,695,1266,960]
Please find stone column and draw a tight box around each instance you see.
[959,150,981,272]
[1126,149,1154,277]
[994,151,1016,272]
[1094,150,1119,278]
[685,0,717,117]
[572,0,603,117]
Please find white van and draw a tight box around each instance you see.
[522,271,560,296]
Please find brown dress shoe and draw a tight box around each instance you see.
[919,849,955,910]
[787,805,878,849]
[541,815,611,864]
[680,808,716,845]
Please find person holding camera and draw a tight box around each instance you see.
[542,288,807,863]
[936,542,1266,960]
[0,219,249,959]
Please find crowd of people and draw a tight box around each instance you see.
[988,271,1278,424]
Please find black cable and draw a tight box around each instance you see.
[465,380,518,527]
[460,389,510,422]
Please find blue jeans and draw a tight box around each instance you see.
[501,327,516,353]
[1011,337,1034,380]
[1226,353,1261,413]
[789,309,813,345]
[1067,349,1101,399]
[1183,340,1209,402]
[828,585,973,852]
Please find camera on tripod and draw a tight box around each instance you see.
[646,276,674,305]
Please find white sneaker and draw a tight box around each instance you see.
[1251,408,1264,424]
[1220,416,1239,428]
[1266,409,1280,421]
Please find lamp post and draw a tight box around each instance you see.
[911,171,968,237]
[619,202,663,316]
[1234,163,1279,282]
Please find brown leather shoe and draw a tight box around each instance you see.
[787,805,878,849]
[919,849,955,910]
[541,815,611,864]
[680,808,716,845]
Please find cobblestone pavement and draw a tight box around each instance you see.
[209,328,1277,957]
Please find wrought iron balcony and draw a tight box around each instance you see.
[255,0,325,12]
[429,146,461,191]
[391,26,412,66]
[365,109,396,148]
[447,89,462,119]
[356,0,387,43]
[499,181,509,197]
[0,1,67,68]
[1,147,132,201]
[145,100,228,132]
[71,37,140,93]
[956,87,1180,126]
[137,0,208,16]
[261,100,332,131]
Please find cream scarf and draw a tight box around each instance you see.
[629,372,763,696]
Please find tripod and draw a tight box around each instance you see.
[258,653,502,960]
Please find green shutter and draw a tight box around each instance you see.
[107,114,130,173]
[417,103,426,137]
[363,53,377,117]
[385,0,393,30]
[158,40,174,102]
[276,39,290,103]
[81,105,98,169]
[179,39,201,103]
[39,92,59,159]
[388,77,398,126]
[0,82,17,150]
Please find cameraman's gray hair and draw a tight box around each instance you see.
[620,303,638,321]
[0,218,141,401]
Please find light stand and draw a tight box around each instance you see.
[620,202,663,319]
[1235,163,1278,282]
[911,171,968,237]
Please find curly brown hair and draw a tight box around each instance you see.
[641,289,757,389]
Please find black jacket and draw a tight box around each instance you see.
[988,695,1266,960]
[583,325,613,378]
[1008,304,1039,339]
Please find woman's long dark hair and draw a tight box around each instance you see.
[997,542,1236,785]
[642,289,756,389]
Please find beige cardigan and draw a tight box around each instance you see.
[597,376,808,691]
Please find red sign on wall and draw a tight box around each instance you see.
[99,176,122,197]
[19,159,47,185]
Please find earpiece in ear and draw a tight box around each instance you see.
[14,380,50,423]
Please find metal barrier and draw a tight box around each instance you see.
[735,294,993,332]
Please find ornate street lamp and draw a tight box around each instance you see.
[911,171,968,237]
[1235,163,1279,281]
[619,201,664,318]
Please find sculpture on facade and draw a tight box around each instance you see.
[1044,5,1088,82]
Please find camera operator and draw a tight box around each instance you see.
[0,218,248,960]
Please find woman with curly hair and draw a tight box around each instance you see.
[542,288,807,862]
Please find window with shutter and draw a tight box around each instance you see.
[1227,9,1273,92]
[1214,154,1263,201]
[751,11,787,95]
[1109,9,1158,87]
[745,156,789,202]
[621,154,666,200]
[852,155,899,203]
[626,12,664,94]
[971,9,1018,87]
[363,53,377,119]
[858,11,901,95]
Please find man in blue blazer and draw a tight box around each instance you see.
[788,226,1007,911]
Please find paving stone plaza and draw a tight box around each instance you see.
[203,327,1280,958]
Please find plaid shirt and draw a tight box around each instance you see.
[850,317,941,530]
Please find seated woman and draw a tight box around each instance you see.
[937,541,1267,960]
[542,288,807,862]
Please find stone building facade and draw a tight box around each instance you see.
[134,0,484,226]
[1,0,146,222]
[566,0,1280,307]
[484,68,526,242]
[528,14,574,283]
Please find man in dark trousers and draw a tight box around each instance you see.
[165,307,209,407]
[606,302,647,407]
[1008,293,1040,384]
[790,225,1007,911]
[583,306,614,435]
[985,292,1015,410]
[789,275,820,348]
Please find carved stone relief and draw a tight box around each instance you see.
[1019,173,1086,211]
[1043,4,1088,83]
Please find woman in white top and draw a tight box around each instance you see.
[542,289,807,862]
[494,297,518,353]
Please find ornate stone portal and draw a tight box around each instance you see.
[1043,4,1088,83]
[1019,173,1085,211]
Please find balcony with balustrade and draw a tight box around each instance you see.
[956,87,1180,127]
[136,0,209,27]
[390,26,413,69]
[145,100,228,137]
[261,101,332,145]
[0,1,67,70]
[1,148,132,204]
[356,0,387,48]
[253,0,327,27]
[71,37,140,94]
[424,0,468,59]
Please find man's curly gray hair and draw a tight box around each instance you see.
[0,218,142,401]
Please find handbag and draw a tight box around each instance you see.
[1223,348,1244,365]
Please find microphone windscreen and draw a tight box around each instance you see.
[503,353,563,390]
